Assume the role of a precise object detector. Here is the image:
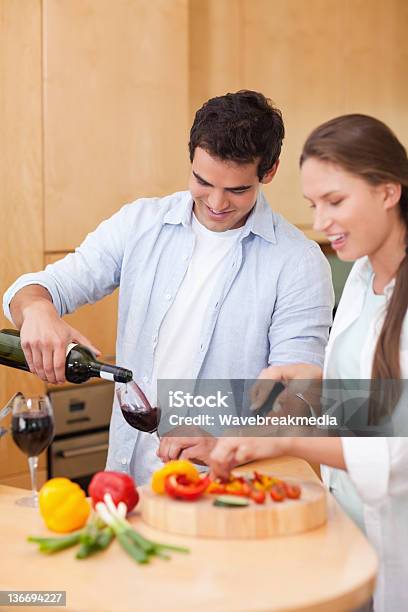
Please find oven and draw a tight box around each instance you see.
[48,382,113,491]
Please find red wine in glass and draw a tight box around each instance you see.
[11,412,54,456]
[10,394,54,507]
[116,381,160,434]
[120,406,160,433]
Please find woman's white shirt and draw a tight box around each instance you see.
[322,256,408,612]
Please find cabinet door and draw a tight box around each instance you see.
[43,0,190,252]
[189,0,408,228]
[0,0,46,480]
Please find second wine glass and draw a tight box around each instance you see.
[11,394,55,507]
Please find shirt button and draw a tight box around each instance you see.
[165,293,172,300]
[121,457,128,466]
[143,376,149,383]
[183,254,189,261]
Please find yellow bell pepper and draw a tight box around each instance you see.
[151,460,199,494]
[39,478,90,533]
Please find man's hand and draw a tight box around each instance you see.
[209,437,290,480]
[11,286,100,384]
[157,426,217,465]
[250,363,323,412]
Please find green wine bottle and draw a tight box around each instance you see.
[0,329,133,384]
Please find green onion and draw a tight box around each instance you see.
[95,493,190,564]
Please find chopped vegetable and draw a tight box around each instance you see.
[250,489,266,504]
[213,495,250,508]
[88,471,139,513]
[151,461,302,506]
[164,474,210,501]
[39,478,90,533]
[151,460,199,494]
[270,483,286,502]
[282,482,301,499]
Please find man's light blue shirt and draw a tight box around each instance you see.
[3,190,334,481]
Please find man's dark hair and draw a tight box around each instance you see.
[189,90,284,180]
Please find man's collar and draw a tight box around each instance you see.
[163,192,193,227]
[163,190,276,243]
[241,191,276,243]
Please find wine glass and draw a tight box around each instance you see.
[116,381,160,436]
[11,395,55,507]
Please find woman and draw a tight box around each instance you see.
[209,114,408,612]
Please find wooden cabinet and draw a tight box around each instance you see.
[43,0,190,251]
[189,0,408,228]
[1,0,189,483]
[0,0,46,484]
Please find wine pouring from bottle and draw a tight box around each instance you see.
[116,381,161,435]
[0,329,133,384]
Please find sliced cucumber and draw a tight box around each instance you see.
[213,495,249,508]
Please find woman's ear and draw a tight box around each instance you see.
[261,160,280,185]
[383,182,402,210]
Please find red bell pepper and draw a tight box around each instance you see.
[164,474,210,501]
[88,471,139,512]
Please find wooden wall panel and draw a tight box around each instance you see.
[0,0,45,481]
[189,0,408,229]
[189,0,242,118]
[242,0,348,227]
[43,0,190,252]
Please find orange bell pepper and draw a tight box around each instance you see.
[151,460,199,494]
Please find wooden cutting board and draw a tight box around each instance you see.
[140,478,327,539]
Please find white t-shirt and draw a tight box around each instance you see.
[151,213,243,397]
[130,214,242,482]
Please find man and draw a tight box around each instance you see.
[3,90,333,484]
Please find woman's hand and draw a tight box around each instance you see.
[209,436,346,480]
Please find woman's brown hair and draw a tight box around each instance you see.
[300,114,408,422]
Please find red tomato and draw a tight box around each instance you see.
[250,489,266,504]
[270,483,286,502]
[283,483,301,499]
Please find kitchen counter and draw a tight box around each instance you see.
[0,457,377,611]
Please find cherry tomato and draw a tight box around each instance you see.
[270,483,286,502]
[250,489,266,504]
[283,483,301,499]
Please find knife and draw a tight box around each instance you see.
[250,382,286,418]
